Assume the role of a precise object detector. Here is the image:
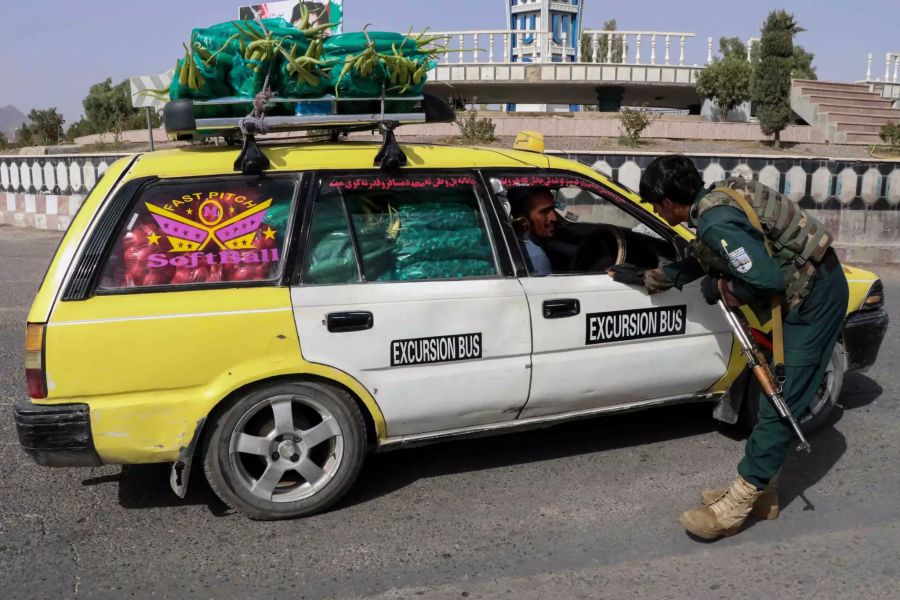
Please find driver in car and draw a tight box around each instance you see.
[509,187,557,275]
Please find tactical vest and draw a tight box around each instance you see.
[694,177,833,308]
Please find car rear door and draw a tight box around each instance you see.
[489,170,733,419]
[290,171,532,437]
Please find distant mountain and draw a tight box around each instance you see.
[0,105,29,139]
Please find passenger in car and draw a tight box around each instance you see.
[508,187,556,275]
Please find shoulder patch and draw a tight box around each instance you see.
[727,246,753,273]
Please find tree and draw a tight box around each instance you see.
[719,37,748,61]
[597,19,623,63]
[82,78,159,142]
[696,38,753,120]
[26,108,65,145]
[580,32,593,63]
[753,10,803,146]
[16,123,33,146]
[792,45,817,80]
[0,131,7,150]
[65,119,95,142]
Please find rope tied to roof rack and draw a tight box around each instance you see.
[234,18,275,176]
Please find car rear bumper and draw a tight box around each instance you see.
[844,309,889,372]
[13,398,102,467]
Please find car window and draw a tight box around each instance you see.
[556,186,643,230]
[97,178,296,290]
[302,174,498,283]
[496,173,675,276]
[300,188,361,285]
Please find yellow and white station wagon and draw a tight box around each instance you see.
[15,105,888,519]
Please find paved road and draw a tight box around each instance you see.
[1,226,898,599]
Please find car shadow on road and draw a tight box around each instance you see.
[88,373,883,516]
[339,401,721,510]
[80,402,719,516]
[83,463,235,516]
[836,372,883,412]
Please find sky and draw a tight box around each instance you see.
[0,0,897,125]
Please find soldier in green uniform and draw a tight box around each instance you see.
[610,155,849,540]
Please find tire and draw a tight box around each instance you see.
[740,342,847,435]
[202,381,367,520]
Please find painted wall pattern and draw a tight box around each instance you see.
[2,152,899,232]
[0,154,129,230]
[560,153,900,210]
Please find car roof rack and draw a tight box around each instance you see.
[162,92,455,176]
[163,93,454,139]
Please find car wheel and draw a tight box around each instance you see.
[740,342,846,435]
[203,381,366,520]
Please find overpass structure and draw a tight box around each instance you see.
[422,29,713,109]
[129,28,717,115]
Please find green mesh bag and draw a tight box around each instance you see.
[396,202,480,230]
[303,231,357,284]
[262,200,291,232]
[323,31,419,55]
[190,22,244,70]
[395,227,490,267]
[276,41,330,99]
[169,55,233,118]
[394,259,495,281]
[226,19,311,100]
[324,32,431,104]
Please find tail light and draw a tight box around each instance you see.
[25,323,47,399]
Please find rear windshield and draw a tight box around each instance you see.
[97,178,296,290]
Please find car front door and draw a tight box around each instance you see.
[290,171,532,438]
[490,170,733,419]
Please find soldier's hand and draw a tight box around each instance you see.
[644,267,674,295]
[719,280,742,308]
[701,275,720,305]
[701,276,742,307]
[608,263,647,286]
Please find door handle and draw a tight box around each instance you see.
[327,311,373,332]
[543,299,580,319]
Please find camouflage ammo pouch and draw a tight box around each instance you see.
[695,177,834,309]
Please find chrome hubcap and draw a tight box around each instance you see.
[228,394,344,503]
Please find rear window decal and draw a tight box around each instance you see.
[98,181,294,290]
[586,306,686,345]
[146,197,273,252]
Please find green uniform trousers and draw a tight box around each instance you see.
[737,254,849,489]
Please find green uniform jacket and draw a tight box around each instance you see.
[662,203,784,307]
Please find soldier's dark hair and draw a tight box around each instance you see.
[639,155,704,206]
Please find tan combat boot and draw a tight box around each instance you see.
[680,474,763,540]
[699,472,780,520]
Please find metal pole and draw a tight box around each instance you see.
[145,108,155,152]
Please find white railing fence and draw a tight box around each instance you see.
[865,52,900,82]
[579,30,697,65]
[424,30,706,66]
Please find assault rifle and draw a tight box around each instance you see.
[716,290,811,453]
